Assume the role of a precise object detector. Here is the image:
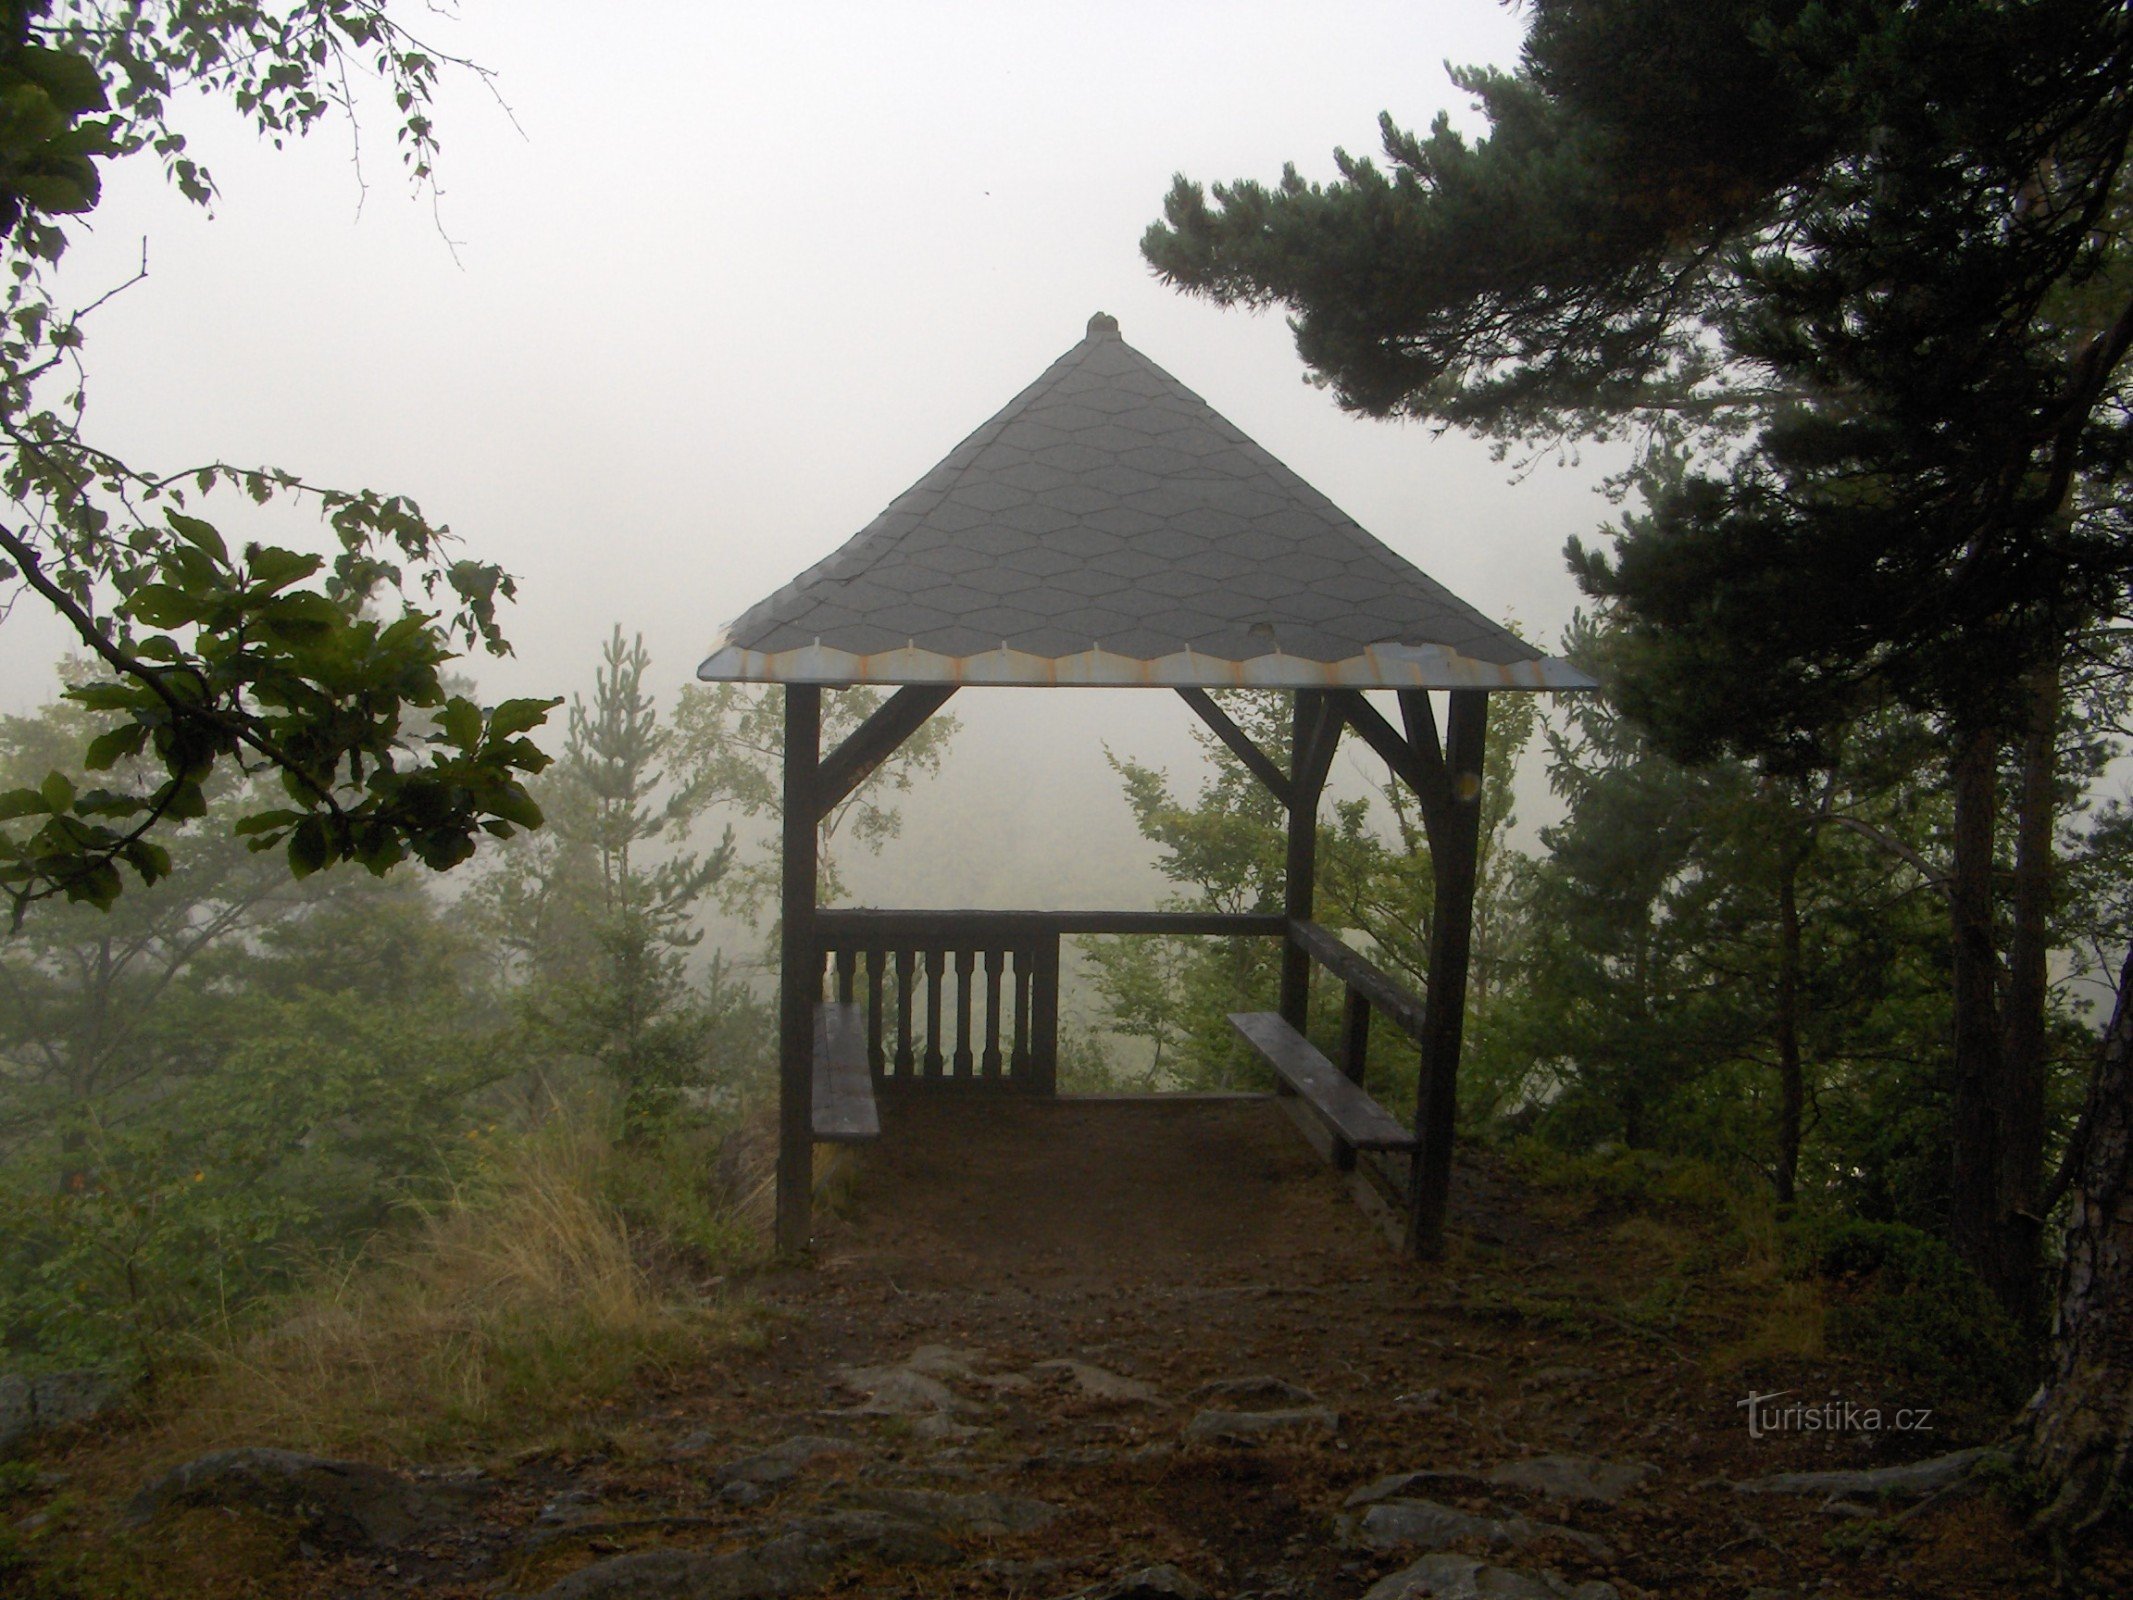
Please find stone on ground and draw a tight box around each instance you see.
[1181,1405,1340,1444]
[713,1434,859,1487]
[830,1361,970,1416]
[1185,1375,1317,1406]
[1362,1552,1619,1600]
[1485,1454,1654,1506]
[1730,1447,1992,1501]
[0,1369,124,1457]
[900,1344,993,1381]
[123,1447,477,1549]
[1341,1498,1610,1559]
[843,1486,1062,1535]
[1032,1358,1163,1404]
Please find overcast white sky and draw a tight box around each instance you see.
[4,1,1621,904]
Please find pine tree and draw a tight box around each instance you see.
[496,629,731,1133]
[1142,1,2133,1524]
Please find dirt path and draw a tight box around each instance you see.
[93,1097,2133,1598]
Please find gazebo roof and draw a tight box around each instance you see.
[698,314,1591,690]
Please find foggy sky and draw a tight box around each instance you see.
[2,2,1619,906]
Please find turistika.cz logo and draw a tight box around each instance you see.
[1737,1389,1935,1440]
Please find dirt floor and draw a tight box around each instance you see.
[13,1094,2132,1599]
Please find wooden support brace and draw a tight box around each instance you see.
[1177,687,1292,806]
[817,684,957,811]
[1334,690,1449,841]
[1397,690,1446,781]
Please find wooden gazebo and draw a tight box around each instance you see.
[699,313,1590,1260]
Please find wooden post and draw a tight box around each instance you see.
[1028,932,1061,1095]
[775,684,822,1257]
[1340,985,1371,1085]
[1409,689,1487,1259]
[1280,691,1336,1030]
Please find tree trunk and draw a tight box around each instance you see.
[1948,722,2024,1311]
[1774,845,1804,1208]
[1997,664,2058,1328]
[2019,941,2133,1548]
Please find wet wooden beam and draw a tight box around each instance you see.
[1280,691,1341,1030]
[1176,687,1291,807]
[817,684,957,811]
[1410,689,1488,1260]
[815,909,1287,940]
[1334,690,1449,838]
[775,684,822,1257]
[1287,918,1430,1044]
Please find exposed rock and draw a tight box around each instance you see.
[901,1344,992,1381]
[714,1434,859,1487]
[1344,1498,1510,1551]
[1394,1388,1444,1414]
[1347,1471,1459,1508]
[666,1429,719,1460]
[537,1510,959,1600]
[1185,1375,1317,1407]
[1362,1553,1619,1600]
[0,1369,125,1456]
[775,1509,964,1566]
[1060,1562,1211,1599]
[123,1447,478,1549]
[1032,1359,1163,1405]
[1486,1454,1654,1507]
[831,1362,969,1416]
[1730,1447,1992,1502]
[1341,1498,1610,1560]
[538,1488,601,1525]
[1181,1406,1339,1445]
[536,1548,719,1600]
[720,1479,768,1508]
[845,1486,1062,1535]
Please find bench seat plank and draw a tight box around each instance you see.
[812,1002,879,1141]
[1228,1012,1417,1151]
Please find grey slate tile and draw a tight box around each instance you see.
[702,315,1558,683]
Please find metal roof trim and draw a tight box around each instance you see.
[695,640,1597,691]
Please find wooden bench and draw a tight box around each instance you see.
[1229,1011,1417,1165]
[812,1002,879,1141]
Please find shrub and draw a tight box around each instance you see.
[1782,1216,2030,1414]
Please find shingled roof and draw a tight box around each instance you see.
[698,314,1591,690]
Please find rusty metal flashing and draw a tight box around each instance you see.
[695,638,1596,691]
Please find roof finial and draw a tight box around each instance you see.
[1087,310,1120,338]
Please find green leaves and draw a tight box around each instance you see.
[0,7,548,921]
[0,499,559,920]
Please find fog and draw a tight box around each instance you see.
[2,1,1623,901]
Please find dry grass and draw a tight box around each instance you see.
[165,1114,752,1463]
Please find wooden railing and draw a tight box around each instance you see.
[1282,917,1431,1211]
[812,910,1285,1096]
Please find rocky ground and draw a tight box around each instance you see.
[11,1096,2130,1598]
